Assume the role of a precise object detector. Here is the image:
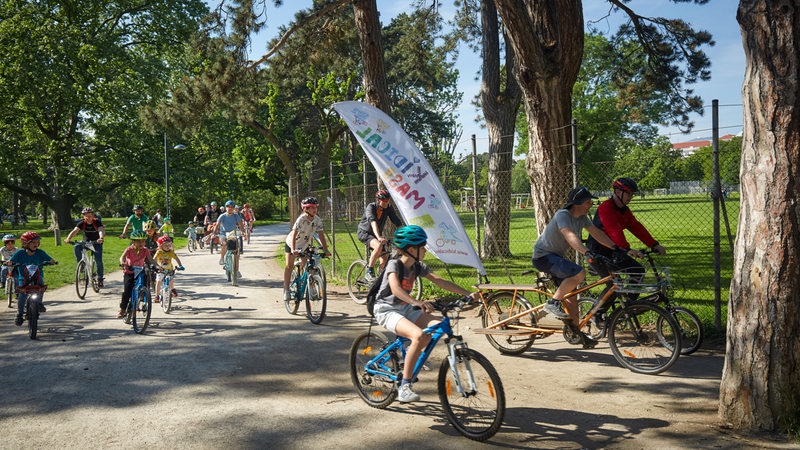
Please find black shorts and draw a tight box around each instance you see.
[357,230,377,246]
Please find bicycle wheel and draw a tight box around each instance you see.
[75,260,88,299]
[349,331,398,408]
[224,251,232,282]
[161,278,172,314]
[607,301,681,375]
[661,305,703,355]
[132,287,152,334]
[438,348,505,441]
[346,260,369,304]
[26,298,39,340]
[90,259,100,293]
[284,270,301,315]
[231,252,238,287]
[578,297,604,339]
[188,239,194,253]
[305,272,327,324]
[481,292,536,355]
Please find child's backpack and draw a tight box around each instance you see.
[366,260,418,316]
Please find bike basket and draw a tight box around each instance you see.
[612,267,669,294]
[225,230,241,241]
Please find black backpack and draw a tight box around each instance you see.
[366,260,415,317]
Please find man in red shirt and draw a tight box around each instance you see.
[586,178,666,323]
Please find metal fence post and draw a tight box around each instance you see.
[329,162,335,278]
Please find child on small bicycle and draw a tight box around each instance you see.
[184,221,197,243]
[372,225,479,403]
[1,234,17,292]
[118,230,155,318]
[153,236,184,302]
[142,220,160,255]
[8,232,57,325]
[283,196,330,301]
[158,216,174,238]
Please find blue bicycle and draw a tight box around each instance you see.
[122,265,152,334]
[285,246,327,324]
[349,297,505,441]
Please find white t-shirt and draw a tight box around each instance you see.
[285,213,324,252]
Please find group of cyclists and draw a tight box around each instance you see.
[2,200,256,324]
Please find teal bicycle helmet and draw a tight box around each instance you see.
[394,225,427,249]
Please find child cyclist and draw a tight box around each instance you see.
[8,232,58,326]
[1,234,17,292]
[158,216,174,238]
[283,196,330,301]
[372,225,480,403]
[153,236,184,302]
[117,230,155,318]
[142,220,160,255]
[184,221,198,248]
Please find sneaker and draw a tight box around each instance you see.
[116,309,125,319]
[582,334,599,349]
[398,383,420,403]
[283,290,291,301]
[97,278,104,288]
[237,272,242,279]
[14,315,23,326]
[543,299,569,319]
[38,304,46,313]
[154,295,161,303]
[171,289,178,297]
[218,258,224,265]
[364,270,376,282]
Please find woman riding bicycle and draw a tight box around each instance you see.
[357,189,402,280]
[372,225,479,403]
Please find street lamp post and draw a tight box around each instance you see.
[164,133,186,218]
[228,160,241,201]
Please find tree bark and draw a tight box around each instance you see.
[353,0,391,114]
[480,0,521,258]
[492,0,584,234]
[719,0,800,431]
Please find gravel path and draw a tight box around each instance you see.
[0,224,791,449]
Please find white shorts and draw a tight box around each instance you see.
[373,302,422,334]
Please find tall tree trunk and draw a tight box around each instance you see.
[353,0,391,113]
[480,0,521,258]
[492,0,584,234]
[719,0,800,431]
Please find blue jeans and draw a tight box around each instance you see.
[73,242,104,279]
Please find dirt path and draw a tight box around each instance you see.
[0,224,794,449]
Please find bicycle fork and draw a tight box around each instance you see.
[445,338,477,397]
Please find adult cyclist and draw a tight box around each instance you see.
[357,189,402,280]
[65,207,106,287]
[213,200,247,278]
[241,203,256,237]
[119,204,149,238]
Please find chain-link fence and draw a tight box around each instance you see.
[286,134,738,336]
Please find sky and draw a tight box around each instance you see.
[212,0,745,157]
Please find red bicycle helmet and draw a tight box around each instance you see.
[613,177,639,193]
[375,189,390,199]
[157,236,172,246]
[20,231,41,245]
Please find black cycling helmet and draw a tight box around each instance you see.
[301,196,319,207]
[613,177,639,193]
[394,225,428,249]
[133,204,143,211]
[375,189,390,200]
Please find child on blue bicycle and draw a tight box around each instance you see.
[372,225,479,403]
[117,230,155,318]
[283,196,330,301]
[153,236,184,302]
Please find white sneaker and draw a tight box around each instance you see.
[237,272,242,278]
[218,258,224,265]
[398,384,420,403]
[283,290,291,301]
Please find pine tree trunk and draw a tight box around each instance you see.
[718,0,800,431]
[493,0,583,233]
[353,0,391,113]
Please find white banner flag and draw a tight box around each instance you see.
[333,101,486,275]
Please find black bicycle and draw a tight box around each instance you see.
[346,239,422,304]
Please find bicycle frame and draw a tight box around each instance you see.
[477,272,617,335]
[363,310,469,387]
[291,247,322,299]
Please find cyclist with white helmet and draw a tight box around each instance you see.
[65,207,107,287]
[1,234,17,292]
[9,232,57,325]
[213,200,247,277]
[283,196,330,301]
[357,189,402,280]
[372,225,479,403]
